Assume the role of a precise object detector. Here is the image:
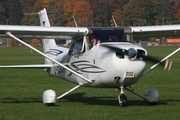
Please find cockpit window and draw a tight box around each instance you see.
[88,27,130,43]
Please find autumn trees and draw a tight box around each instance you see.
[173,0,180,23]
[56,0,93,27]
[67,0,93,27]
[2,0,180,46]
[0,1,6,24]
[0,0,22,25]
[122,0,179,26]
[1,0,180,27]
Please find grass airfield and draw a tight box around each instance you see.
[0,46,180,120]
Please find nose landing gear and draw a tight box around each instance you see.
[118,86,128,107]
[118,93,127,107]
[114,76,128,107]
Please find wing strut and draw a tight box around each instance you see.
[6,32,93,83]
[57,83,82,100]
[143,47,180,75]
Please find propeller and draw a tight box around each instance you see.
[102,44,160,63]
[102,44,173,73]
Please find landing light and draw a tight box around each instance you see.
[125,71,134,78]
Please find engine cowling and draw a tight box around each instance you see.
[145,88,159,105]
[43,89,57,106]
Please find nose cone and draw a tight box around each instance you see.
[128,48,137,60]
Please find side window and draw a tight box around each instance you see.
[68,41,84,55]
[74,42,83,54]
[68,42,74,55]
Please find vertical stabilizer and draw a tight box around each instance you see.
[38,8,68,64]
[38,8,57,64]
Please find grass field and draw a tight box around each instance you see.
[0,46,180,120]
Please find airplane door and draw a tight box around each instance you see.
[66,38,89,83]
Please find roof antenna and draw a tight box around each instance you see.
[112,16,118,27]
[73,16,78,27]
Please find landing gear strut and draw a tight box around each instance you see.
[114,77,128,107]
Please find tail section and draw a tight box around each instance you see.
[38,8,68,64]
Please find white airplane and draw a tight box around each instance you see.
[0,8,180,107]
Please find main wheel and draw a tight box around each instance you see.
[118,94,127,107]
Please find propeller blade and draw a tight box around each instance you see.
[102,44,127,53]
[102,44,161,64]
[137,54,160,63]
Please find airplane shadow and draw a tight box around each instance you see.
[1,92,169,107]
[1,97,42,104]
[61,92,167,106]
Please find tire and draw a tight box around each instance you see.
[119,94,127,107]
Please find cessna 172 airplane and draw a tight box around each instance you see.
[0,8,180,107]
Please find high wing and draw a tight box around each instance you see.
[0,25,90,39]
[0,8,93,84]
[0,24,180,39]
[131,25,180,37]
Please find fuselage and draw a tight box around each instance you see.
[48,42,147,88]
[46,27,148,88]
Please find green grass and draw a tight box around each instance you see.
[0,46,180,120]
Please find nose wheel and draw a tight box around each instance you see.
[118,93,127,107]
[118,86,127,107]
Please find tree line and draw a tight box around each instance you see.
[1,0,180,27]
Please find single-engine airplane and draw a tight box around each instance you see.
[0,8,180,107]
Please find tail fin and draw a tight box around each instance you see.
[38,8,57,64]
[38,8,68,64]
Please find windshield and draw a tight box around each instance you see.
[88,27,128,43]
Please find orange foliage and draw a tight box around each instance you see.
[72,1,93,26]
[8,39,19,47]
[43,0,48,4]
[31,39,42,47]
[112,9,122,26]
[33,0,43,11]
[62,0,75,17]
[21,0,44,25]
[149,37,156,42]
[60,0,93,26]
[154,16,161,25]
[42,0,49,8]
[32,0,50,12]
[173,0,180,22]
[61,0,76,26]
